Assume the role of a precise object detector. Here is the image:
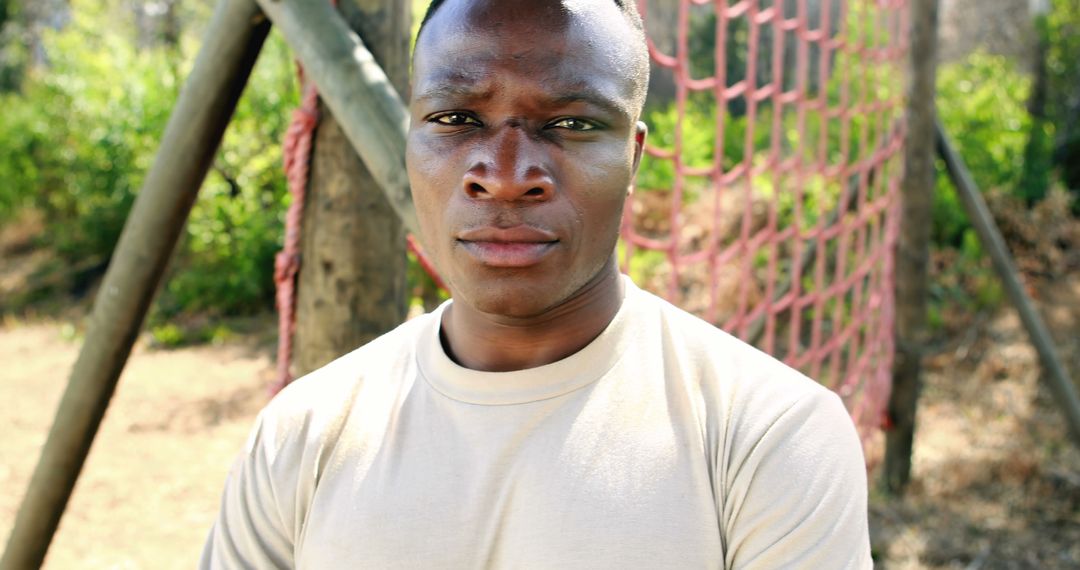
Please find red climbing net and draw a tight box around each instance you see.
[626,0,908,452]
[275,0,909,458]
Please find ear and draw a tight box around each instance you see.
[629,121,648,193]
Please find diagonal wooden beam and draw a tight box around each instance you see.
[0,1,271,567]
[253,0,419,236]
[937,121,1080,445]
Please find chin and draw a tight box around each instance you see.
[453,275,566,319]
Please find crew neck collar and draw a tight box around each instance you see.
[417,275,641,405]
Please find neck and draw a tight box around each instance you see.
[441,261,625,372]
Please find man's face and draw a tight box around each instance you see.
[407,0,646,319]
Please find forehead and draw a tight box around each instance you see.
[412,0,640,115]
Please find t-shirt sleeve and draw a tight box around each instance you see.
[721,388,873,569]
[199,411,296,570]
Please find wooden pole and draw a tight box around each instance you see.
[883,0,939,494]
[937,121,1080,443]
[0,1,270,567]
[253,0,418,237]
[294,0,411,376]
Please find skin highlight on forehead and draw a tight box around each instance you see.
[413,0,650,116]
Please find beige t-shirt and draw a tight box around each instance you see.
[201,277,872,569]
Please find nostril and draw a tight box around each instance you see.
[525,187,545,197]
[468,182,487,195]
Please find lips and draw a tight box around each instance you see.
[456,225,559,267]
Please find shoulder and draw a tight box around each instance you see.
[625,282,863,480]
[624,287,870,566]
[631,284,831,411]
[252,311,432,457]
[201,313,435,566]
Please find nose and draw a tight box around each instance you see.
[462,125,554,202]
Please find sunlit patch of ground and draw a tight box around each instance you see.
[870,271,1080,569]
[0,319,275,569]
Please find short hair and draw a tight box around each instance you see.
[414,0,650,112]
[418,0,646,39]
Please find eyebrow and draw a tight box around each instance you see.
[413,82,631,121]
[413,83,494,105]
[548,91,631,120]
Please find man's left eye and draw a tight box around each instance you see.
[548,118,597,131]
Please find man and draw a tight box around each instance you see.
[202,0,872,567]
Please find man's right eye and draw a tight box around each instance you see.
[430,112,481,126]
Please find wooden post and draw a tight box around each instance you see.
[0,1,269,567]
[883,0,939,495]
[253,0,419,237]
[293,0,410,376]
[937,122,1080,443]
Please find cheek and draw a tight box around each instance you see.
[564,142,635,230]
[407,135,450,199]
[570,136,636,194]
[407,135,461,213]
[406,136,458,265]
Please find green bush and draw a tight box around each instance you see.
[0,6,168,259]
[0,0,1065,331]
[934,52,1032,247]
[157,25,299,317]
[0,1,299,318]
[638,97,774,195]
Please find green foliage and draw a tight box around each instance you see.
[934,52,1032,246]
[157,25,298,317]
[1,0,1068,332]
[637,96,773,195]
[927,228,1002,332]
[0,0,299,318]
[0,5,171,258]
[149,320,234,348]
[620,242,667,288]
[0,94,40,217]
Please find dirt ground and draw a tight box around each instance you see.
[1,263,1079,568]
[868,270,1080,568]
[0,315,276,569]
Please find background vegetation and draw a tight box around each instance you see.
[0,0,1077,342]
[0,1,298,335]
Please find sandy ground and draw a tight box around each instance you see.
[869,271,1080,568]
[0,321,274,569]
[1,273,1078,568]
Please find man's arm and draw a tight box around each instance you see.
[200,413,296,569]
[721,388,873,569]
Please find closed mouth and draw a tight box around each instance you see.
[456,225,559,267]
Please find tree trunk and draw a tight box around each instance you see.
[883,0,939,495]
[293,0,409,376]
[1019,0,1051,203]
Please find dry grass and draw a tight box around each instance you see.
[0,320,276,569]
[869,271,1080,569]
